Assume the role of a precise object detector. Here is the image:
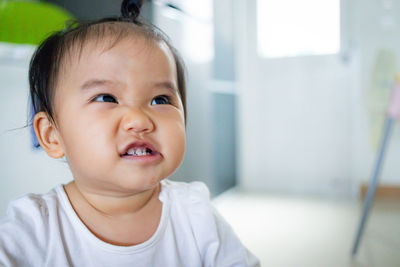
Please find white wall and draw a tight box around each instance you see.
[0,44,72,216]
[234,0,400,197]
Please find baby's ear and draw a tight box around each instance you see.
[33,112,65,159]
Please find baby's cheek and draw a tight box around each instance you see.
[169,125,186,163]
[154,105,184,119]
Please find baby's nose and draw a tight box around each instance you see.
[121,108,155,134]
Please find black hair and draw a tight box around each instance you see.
[29,0,186,126]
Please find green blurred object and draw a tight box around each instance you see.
[0,1,74,45]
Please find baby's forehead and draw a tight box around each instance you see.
[55,32,176,91]
[65,25,156,59]
[59,29,163,77]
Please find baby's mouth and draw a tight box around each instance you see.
[120,141,159,158]
[124,147,153,156]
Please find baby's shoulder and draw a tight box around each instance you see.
[160,179,218,227]
[160,180,261,266]
[0,187,60,265]
[160,179,211,206]
[2,188,58,223]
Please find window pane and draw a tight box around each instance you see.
[257,0,340,58]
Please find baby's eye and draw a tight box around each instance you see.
[92,94,118,103]
[151,95,171,105]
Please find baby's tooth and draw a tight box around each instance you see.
[126,147,149,156]
[135,148,146,156]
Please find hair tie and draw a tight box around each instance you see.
[121,0,143,20]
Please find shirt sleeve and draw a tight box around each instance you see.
[0,195,49,266]
[204,206,260,267]
[183,182,260,267]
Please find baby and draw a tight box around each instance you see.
[0,0,259,266]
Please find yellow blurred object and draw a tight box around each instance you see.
[0,0,74,45]
[365,49,397,150]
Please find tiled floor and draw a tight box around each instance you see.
[213,189,400,267]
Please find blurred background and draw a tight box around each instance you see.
[1,0,400,266]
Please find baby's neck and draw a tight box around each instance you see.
[64,181,163,246]
[65,181,161,218]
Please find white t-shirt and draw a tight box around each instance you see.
[0,180,260,267]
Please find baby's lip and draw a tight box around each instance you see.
[120,141,158,156]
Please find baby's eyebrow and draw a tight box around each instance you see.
[153,81,178,94]
[80,79,178,94]
[80,79,116,90]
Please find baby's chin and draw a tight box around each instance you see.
[70,175,162,197]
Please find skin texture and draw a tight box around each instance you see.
[33,36,186,245]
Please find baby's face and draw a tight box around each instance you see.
[52,36,186,195]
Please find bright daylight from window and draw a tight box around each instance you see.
[257,0,340,58]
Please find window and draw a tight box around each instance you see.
[257,0,340,58]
